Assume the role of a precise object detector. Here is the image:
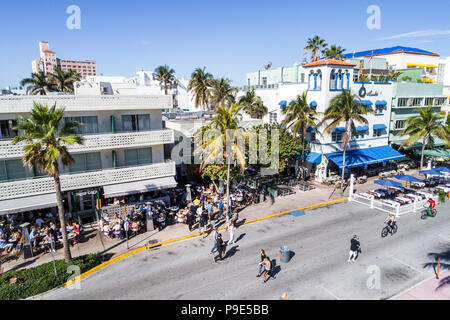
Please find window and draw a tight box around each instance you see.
[424,98,434,106]
[332,132,343,142]
[70,152,102,173]
[64,116,98,134]
[269,112,277,123]
[261,77,267,86]
[435,97,447,106]
[373,129,383,137]
[122,114,150,132]
[394,120,405,130]
[330,70,336,90]
[0,159,27,181]
[412,98,423,106]
[124,148,152,166]
[0,120,18,139]
[397,98,408,107]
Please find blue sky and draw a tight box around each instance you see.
[2,0,450,88]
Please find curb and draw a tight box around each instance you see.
[64,196,348,288]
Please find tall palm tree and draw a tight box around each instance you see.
[49,66,80,93]
[196,104,253,210]
[398,106,450,169]
[20,71,55,95]
[154,65,176,95]
[320,90,374,181]
[11,103,84,263]
[323,45,346,60]
[281,91,320,167]
[210,77,236,109]
[238,88,268,119]
[304,36,327,62]
[188,67,214,111]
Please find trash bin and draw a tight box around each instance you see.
[280,246,291,263]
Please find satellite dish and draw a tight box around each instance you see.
[265,61,272,70]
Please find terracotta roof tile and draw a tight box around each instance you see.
[302,59,356,68]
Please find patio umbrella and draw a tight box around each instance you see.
[433,167,450,173]
[394,175,423,183]
[374,179,403,188]
[419,169,441,175]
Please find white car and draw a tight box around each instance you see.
[436,185,450,193]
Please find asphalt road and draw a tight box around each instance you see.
[37,200,450,300]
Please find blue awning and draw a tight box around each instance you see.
[310,101,317,107]
[361,100,373,106]
[356,125,369,132]
[373,124,387,130]
[279,100,287,106]
[306,126,315,133]
[325,145,405,169]
[332,127,346,133]
[375,100,387,106]
[306,152,322,164]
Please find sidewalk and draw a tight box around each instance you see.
[0,182,349,274]
[394,271,450,300]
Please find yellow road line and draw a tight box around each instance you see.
[64,196,348,287]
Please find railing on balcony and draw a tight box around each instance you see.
[0,160,176,201]
[0,95,172,113]
[0,129,174,159]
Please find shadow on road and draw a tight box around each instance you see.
[224,245,239,260]
[235,233,246,243]
[423,245,450,290]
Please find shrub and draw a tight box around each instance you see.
[0,253,103,300]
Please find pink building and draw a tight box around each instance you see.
[32,41,97,79]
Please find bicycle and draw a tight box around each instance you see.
[381,222,398,238]
[420,206,437,220]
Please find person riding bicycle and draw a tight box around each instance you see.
[384,214,396,235]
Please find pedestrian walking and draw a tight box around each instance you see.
[261,257,272,283]
[199,213,207,239]
[227,220,236,244]
[187,210,194,232]
[348,235,360,262]
[206,201,213,224]
[257,249,269,277]
[210,227,219,261]
[151,210,159,231]
[215,233,226,262]
[218,198,224,220]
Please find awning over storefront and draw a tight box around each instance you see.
[325,145,405,169]
[0,193,57,216]
[103,177,178,198]
[356,125,369,132]
[361,100,373,106]
[279,100,287,106]
[310,101,317,107]
[375,100,387,106]
[373,124,387,130]
[332,127,346,133]
[306,152,322,164]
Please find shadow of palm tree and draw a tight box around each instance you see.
[422,246,450,291]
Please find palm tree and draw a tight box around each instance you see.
[11,103,84,263]
[323,45,346,60]
[398,106,450,169]
[320,90,374,181]
[281,91,320,167]
[20,71,55,95]
[210,77,236,109]
[304,36,327,62]
[49,66,80,93]
[238,88,268,119]
[388,71,400,82]
[188,67,214,111]
[154,65,176,95]
[196,104,253,211]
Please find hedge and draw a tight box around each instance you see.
[0,253,103,300]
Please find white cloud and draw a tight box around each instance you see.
[379,29,450,40]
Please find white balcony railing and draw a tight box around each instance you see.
[0,160,176,201]
[0,95,172,113]
[0,129,174,159]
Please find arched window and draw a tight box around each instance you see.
[330,69,336,90]
[316,70,322,90]
[308,70,314,90]
[338,69,343,89]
